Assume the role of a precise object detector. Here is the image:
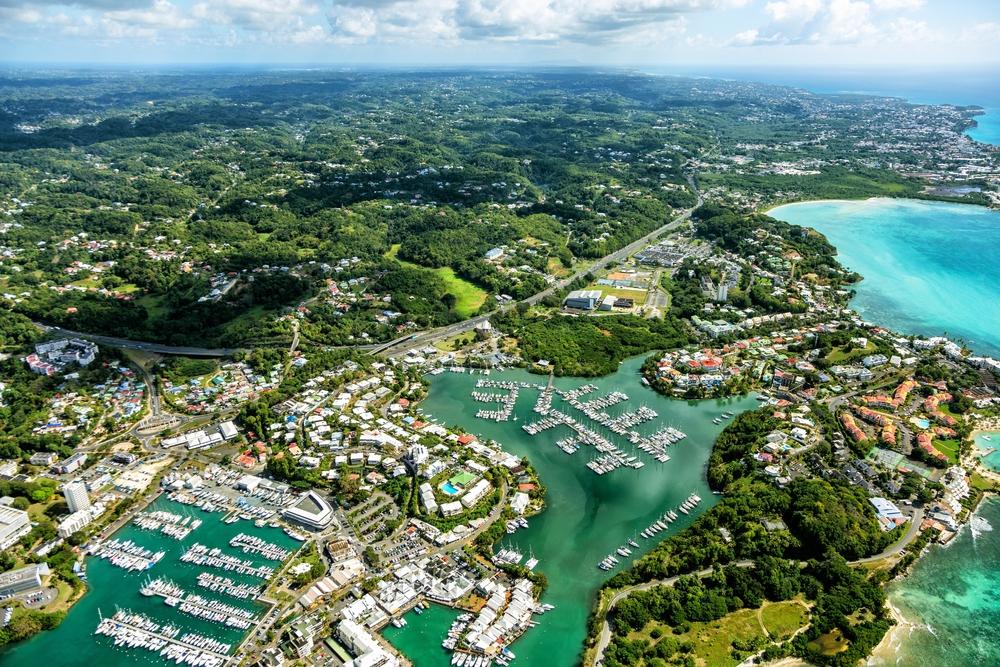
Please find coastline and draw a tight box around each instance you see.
[761,196,883,215]
[867,597,918,666]
[868,490,999,665]
[762,195,997,217]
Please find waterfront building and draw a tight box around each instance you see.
[283,490,335,529]
[510,491,529,514]
[0,505,30,550]
[63,480,91,513]
[0,563,49,598]
[338,619,400,667]
[57,510,91,538]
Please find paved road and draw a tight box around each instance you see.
[377,187,703,357]
[592,507,925,666]
[32,180,700,360]
[39,325,243,357]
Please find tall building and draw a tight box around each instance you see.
[716,281,728,302]
[63,481,91,513]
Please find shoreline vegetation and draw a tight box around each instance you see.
[576,199,999,667]
[1,68,999,666]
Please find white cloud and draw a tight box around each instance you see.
[959,21,1000,43]
[764,0,822,23]
[193,0,319,32]
[732,0,936,47]
[104,0,193,30]
[324,0,729,45]
[825,0,875,43]
[871,0,924,10]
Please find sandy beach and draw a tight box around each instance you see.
[866,597,918,666]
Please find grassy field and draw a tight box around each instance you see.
[808,628,849,656]
[935,438,962,464]
[629,600,810,667]
[385,244,488,318]
[586,284,648,306]
[761,600,810,638]
[826,341,876,364]
[135,293,170,319]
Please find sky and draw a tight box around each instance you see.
[0,0,998,67]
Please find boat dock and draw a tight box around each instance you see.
[94,609,232,666]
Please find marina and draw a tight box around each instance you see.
[134,510,203,541]
[514,383,688,475]
[386,355,758,667]
[0,493,299,667]
[94,609,231,666]
[179,543,276,579]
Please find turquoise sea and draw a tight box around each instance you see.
[974,432,1000,472]
[769,198,1000,358]
[967,108,1000,145]
[870,496,1000,667]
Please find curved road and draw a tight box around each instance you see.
[592,506,925,666]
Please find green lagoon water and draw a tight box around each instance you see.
[0,495,299,667]
[770,198,1000,358]
[871,496,1000,667]
[384,356,759,666]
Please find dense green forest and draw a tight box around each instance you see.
[494,312,693,376]
[0,69,935,347]
[595,408,902,665]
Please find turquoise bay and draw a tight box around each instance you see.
[770,198,1000,358]
[871,496,1000,667]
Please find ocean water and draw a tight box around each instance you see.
[384,356,760,666]
[769,198,1000,358]
[871,496,1000,667]
[648,66,1000,146]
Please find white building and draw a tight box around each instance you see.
[563,289,602,310]
[461,479,491,508]
[0,505,30,550]
[283,490,335,530]
[510,491,529,515]
[63,481,91,513]
[338,619,400,667]
[440,501,463,517]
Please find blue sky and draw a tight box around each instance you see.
[0,0,997,66]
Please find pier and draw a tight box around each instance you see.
[94,609,232,666]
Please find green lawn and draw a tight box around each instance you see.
[761,600,810,638]
[135,294,170,319]
[385,244,488,318]
[934,438,961,464]
[585,284,648,306]
[629,600,810,667]
[826,341,875,364]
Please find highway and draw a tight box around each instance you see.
[375,185,703,357]
[32,180,700,360]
